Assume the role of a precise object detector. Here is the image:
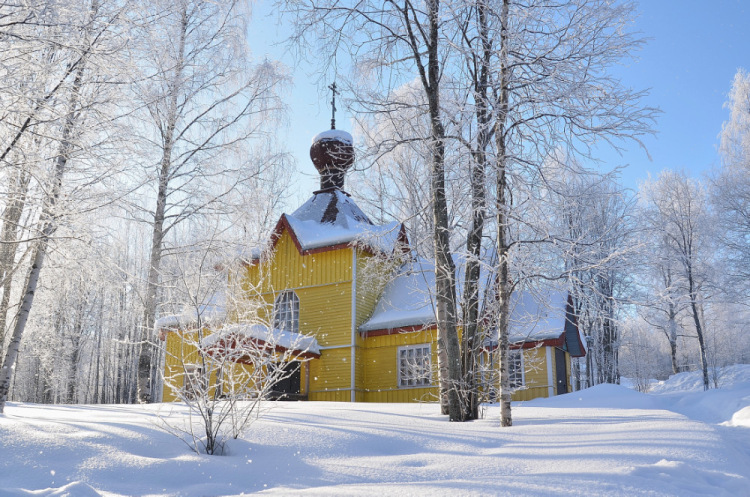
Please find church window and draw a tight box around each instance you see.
[398,344,432,387]
[273,290,299,333]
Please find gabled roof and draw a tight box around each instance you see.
[358,254,494,333]
[360,261,585,356]
[506,290,570,343]
[500,290,586,357]
[245,190,407,262]
[359,257,436,333]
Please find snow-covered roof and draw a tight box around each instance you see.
[312,129,353,145]
[483,289,585,356]
[201,323,320,357]
[360,261,581,351]
[282,190,403,254]
[291,189,372,225]
[359,257,436,332]
[506,290,570,343]
[155,291,226,331]
[237,246,264,264]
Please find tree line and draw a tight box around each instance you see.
[0,0,290,412]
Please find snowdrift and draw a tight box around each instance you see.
[0,365,748,496]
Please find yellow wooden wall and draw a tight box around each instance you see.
[257,230,353,291]
[520,347,549,390]
[511,346,552,401]
[162,329,315,402]
[163,330,198,402]
[166,223,576,405]
[162,329,226,402]
[360,329,440,402]
[353,251,396,397]
[474,345,573,402]
[241,229,358,401]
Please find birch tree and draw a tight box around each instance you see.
[639,171,713,390]
[129,0,289,402]
[285,0,653,424]
[715,68,750,298]
[636,229,689,375]
[464,0,652,425]
[541,166,638,387]
[284,0,466,421]
[0,0,128,413]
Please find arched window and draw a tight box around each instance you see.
[273,290,299,333]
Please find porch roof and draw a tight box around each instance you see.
[201,323,321,360]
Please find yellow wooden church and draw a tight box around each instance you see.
[159,126,586,404]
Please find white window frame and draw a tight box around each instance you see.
[182,364,205,399]
[273,290,299,333]
[508,349,525,390]
[397,344,432,388]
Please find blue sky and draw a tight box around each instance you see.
[249,0,750,202]
[601,0,750,190]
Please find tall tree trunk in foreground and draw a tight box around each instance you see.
[460,0,491,422]
[494,0,513,428]
[137,5,186,403]
[0,167,32,351]
[420,0,463,421]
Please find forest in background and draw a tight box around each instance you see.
[0,0,748,415]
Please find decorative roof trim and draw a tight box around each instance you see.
[482,335,566,351]
[360,324,437,337]
[206,335,321,361]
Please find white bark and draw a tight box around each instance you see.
[131,0,288,401]
[0,54,86,411]
[640,171,713,390]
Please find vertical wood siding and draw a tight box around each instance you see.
[240,228,357,399]
[168,224,573,404]
[161,329,220,402]
[360,329,440,402]
[510,346,552,401]
[308,346,352,396]
[249,231,353,292]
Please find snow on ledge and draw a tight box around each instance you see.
[155,305,226,331]
[202,323,320,356]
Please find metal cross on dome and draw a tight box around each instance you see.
[329,82,338,130]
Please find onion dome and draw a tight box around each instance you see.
[310,129,354,192]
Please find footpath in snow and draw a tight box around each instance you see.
[0,365,748,496]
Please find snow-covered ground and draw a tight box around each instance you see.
[1,366,749,497]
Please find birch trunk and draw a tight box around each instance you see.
[424,0,463,422]
[137,7,187,403]
[664,266,679,375]
[667,305,678,374]
[0,50,86,413]
[460,0,491,421]
[0,167,31,351]
[494,0,513,428]
[495,164,512,427]
[687,270,710,390]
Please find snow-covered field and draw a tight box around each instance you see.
[1,366,749,497]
